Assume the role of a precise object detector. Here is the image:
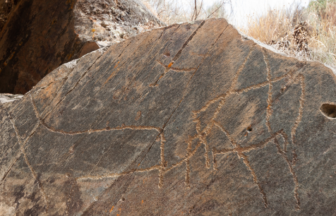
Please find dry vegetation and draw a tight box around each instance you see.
[142,0,336,68]
[241,0,336,68]
[141,0,230,25]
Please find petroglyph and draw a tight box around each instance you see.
[150,21,206,86]
[1,25,309,212]
[156,60,198,72]
[262,48,302,209]
[2,106,49,212]
[13,44,306,211]
[159,133,166,188]
[263,48,274,132]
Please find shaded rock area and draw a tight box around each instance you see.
[0,0,163,94]
[1,18,336,215]
[0,0,13,31]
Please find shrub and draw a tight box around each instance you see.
[241,1,336,68]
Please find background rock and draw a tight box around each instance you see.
[0,0,163,94]
[0,0,13,32]
[1,18,336,215]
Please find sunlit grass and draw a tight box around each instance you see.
[241,0,336,68]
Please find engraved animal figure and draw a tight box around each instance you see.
[2,46,305,212]
[183,48,304,209]
[66,48,304,210]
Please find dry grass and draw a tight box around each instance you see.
[142,1,159,18]
[242,10,297,44]
[141,0,229,25]
[241,1,336,68]
[142,0,336,68]
[141,0,190,25]
[307,2,336,66]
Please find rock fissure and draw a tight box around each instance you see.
[262,52,303,209]
[150,21,206,86]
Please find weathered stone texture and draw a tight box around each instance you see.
[0,93,23,104]
[0,0,163,94]
[1,18,336,215]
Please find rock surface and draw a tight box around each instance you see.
[1,18,336,215]
[0,93,23,104]
[0,0,163,94]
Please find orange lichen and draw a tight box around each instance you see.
[109,206,114,213]
[141,200,144,204]
[104,68,121,85]
[114,61,120,68]
[92,29,96,33]
[167,62,174,68]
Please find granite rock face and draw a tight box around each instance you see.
[0,0,163,94]
[0,93,23,104]
[1,18,336,215]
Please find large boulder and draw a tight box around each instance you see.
[0,0,164,94]
[1,18,336,215]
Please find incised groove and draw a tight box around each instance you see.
[2,106,48,211]
[261,50,302,209]
[290,74,305,146]
[263,48,273,132]
[150,21,206,86]
[78,44,306,210]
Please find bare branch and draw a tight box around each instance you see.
[207,2,225,18]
